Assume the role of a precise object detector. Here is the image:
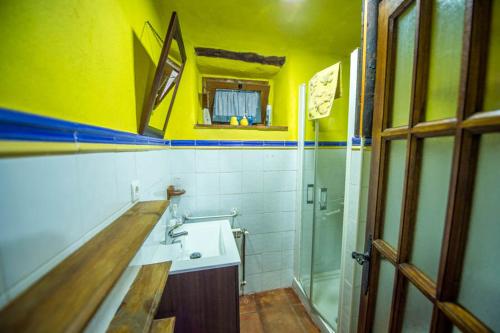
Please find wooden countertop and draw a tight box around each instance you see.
[0,200,169,333]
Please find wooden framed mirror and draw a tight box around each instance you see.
[139,12,186,138]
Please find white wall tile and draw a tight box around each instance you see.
[220,194,241,214]
[238,214,266,234]
[263,171,296,192]
[241,171,263,193]
[196,150,219,173]
[263,191,296,212]
[245,254,262,275]
[263,150,297,171]
[280,269,294,288]
[0,154,83,289]
[195,173,219,195]
[136,150,165,191]
[261,271,281,290]
[282,231,295,251]
[219,172,242,194]
[170,149,195,174]
[242,150,263,171]
[246,232,282,255]
[219,150,242,172]
[282,250,294,269]
[239,193,264,214]
[114,152,138,207]
[349,150,361,186]
[245,273,262,294]
[78,153,122,233]
[261,251,282,272]
[195,195,220,216]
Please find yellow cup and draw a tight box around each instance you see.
[230,116,239,126]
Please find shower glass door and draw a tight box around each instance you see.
[310,121,347,329]
[297,85,347,331]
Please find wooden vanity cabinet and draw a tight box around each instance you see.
[155,265,240,333]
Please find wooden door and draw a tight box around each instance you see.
[357,0,499,331]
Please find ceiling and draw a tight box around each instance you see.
[159,0,362,57]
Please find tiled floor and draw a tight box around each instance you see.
[240,288,320,333]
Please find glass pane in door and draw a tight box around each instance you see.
[310,123,346,329]
[381,139,407,248]
[410,136,454,280]
[401,282,434,332]
[457,133,500,331]
[372,258,396,333]
[424,0,466,121]
[389,2,417,127]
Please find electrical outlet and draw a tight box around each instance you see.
[131,180,140,202]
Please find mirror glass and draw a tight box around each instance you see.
[140,12,186,138]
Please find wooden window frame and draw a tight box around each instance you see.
[202,77,270,124]
[358,0,498,332]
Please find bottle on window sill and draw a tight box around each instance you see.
[240,115,249,127]
[230,116,239,126]
[266,105,272,127]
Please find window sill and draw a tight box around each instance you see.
[194,124,288,131]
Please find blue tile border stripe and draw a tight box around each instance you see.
[0,108,170,146]
[0,108,354,149]
[351,136,372,146]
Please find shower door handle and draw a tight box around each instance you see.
[306,184,314,204]
[319,188,327,210]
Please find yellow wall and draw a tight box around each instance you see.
[0,0,357,143]
[272,50,350,142]
[165,41,349,142]
[0,0,170,134]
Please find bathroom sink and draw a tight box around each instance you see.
[140,219,240,274]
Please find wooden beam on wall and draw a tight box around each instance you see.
[194,47,286,67]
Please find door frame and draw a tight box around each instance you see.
[357,0,497,331]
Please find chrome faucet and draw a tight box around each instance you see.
[164,217,188,244]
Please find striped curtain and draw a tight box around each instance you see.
[213,89,261,123]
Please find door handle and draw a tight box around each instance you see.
[351,235,372,295]
[306,184,314,204]
[352,251,370,265]
[319,187,327,210]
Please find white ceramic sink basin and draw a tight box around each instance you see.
[140,219,240,274]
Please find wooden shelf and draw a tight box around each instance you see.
[150,318,175,333]
[108,262,172,333]
[0,200,169,333]
[194,124,288,131]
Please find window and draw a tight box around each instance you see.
[202,77,270,124]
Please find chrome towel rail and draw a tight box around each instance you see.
[183,208,239,225]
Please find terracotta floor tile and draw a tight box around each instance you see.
[285,288,302,305]
[259,306,304,333]
[292,304,321,333]
[255,288,289,310]
[240,311,265,333]
[240,294,257,314]
[240,288,320,333]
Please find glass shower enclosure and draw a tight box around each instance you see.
[296,86,347,331]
